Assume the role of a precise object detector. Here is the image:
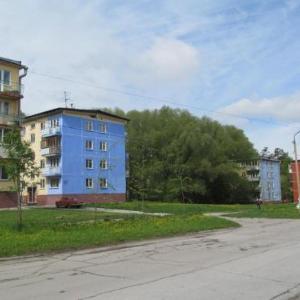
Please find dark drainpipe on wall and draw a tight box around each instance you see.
[18,64,28,124]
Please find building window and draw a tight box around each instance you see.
[0,127,8,142]
[100,122,107,133]
[99,178,108,189]
[40,179,45,189]
[40,160,45,168]
[31,123,35,129]
[100,159,108,169]
[100,141,108,151]
[30,133,35,143]
[40,122,45,130]
[50,178,59,188]
[50,119,59,128]
[85,140,93,150]
[49,157,59,167]
[86,159,93,169]
[86,178,93,188]
[0,166,8,180]
[85,120,93,131]
[0,70,11,91]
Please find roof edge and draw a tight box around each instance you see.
[23,107,129,123]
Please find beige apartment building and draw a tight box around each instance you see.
[0,57,27,207]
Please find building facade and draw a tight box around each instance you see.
[22,108,128,206]
[240,158,282,202]
[0,57,27,208]
[289,161,300,203]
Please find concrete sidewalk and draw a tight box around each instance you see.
[1,217,300,299]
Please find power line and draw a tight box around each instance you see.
[28,70,298,128]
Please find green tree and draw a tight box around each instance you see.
[0,127,39,229]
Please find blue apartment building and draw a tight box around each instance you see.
[241,158,282,202]
[23,108,128,205]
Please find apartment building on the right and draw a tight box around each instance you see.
[289,161,300,203]
[241,157,281,202]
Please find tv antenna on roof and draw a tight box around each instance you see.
[64,91,70,108]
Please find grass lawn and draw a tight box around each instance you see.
[86,201,251,215]
[87,201,300,219]
[0,208,238,258]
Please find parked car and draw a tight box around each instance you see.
[55,197,83,208]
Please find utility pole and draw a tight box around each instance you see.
[293,130,300,208]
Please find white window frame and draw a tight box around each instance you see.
[30,133,35,143]
[50,178,59,188]
[86,178,93,189]
[0,70,11,92]
[100,122,107,133]
[99,178,108,189]
[40,179,45,189]
[100,159,108,170]
[100,141,108,151]
[86,159,93,169]
[86,120,93,131]
[85,140,94,150]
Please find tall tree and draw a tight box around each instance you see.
[0,127,39,229]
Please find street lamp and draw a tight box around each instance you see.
[293,130,300,209]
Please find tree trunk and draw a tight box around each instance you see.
[16,177,22,230]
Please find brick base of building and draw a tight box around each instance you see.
[0,192,17,208]
[34,193,126,206]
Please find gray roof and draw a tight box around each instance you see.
[0,56,26,68]
[24,107,129,122]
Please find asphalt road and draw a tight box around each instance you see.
[1,217,300,300]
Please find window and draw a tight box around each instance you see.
[0,70,11,91]
[30,133,35,143]
[40,122,45,130]
[49,157,59,167]
[86,178,93,188]
[40,160,45,168]
[99,178,108,189]
[100,122,107,133]
[31,123,35,129]
[0,128,8,142]
[86,159,93,169]
[85,120,93,131]
[100,141,108,151]
[40,179,45,189]
[85,140,93,150]
[50,178,59,188]
[100,159,108,169]
[0,166,8,180]
[50,119,59,128]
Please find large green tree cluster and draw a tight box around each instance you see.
[109,106,258,204]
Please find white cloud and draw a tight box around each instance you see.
[137,38,200,83]
[219,93,300,122]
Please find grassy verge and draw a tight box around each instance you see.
[86,201,300,219]
[86,201,252,215]
[0,208,238,257]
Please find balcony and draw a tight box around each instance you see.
[41,146,61,156]
[42,166,61,177]
[0,81,23,98]
[41,126,61,137]
[0,113,20,126]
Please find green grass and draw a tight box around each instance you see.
[225,203,300,219]
[86,201,252,215]
[0,208,237,257]
[87,201,300,219]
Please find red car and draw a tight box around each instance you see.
[55,197,83,208]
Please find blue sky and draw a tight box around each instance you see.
[1,0,300,153]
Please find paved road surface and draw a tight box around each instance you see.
[1,217,300,300]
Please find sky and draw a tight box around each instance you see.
[1,0,300,155]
